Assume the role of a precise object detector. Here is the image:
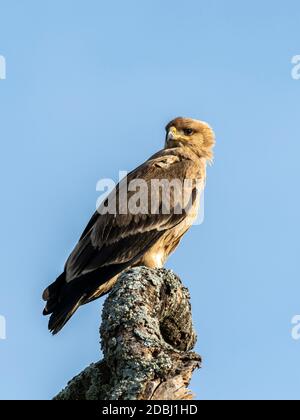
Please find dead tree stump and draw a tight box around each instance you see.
[54,267,201,400]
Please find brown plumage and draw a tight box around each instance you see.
[43,117,215,334]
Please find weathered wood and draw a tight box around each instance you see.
[54,267,201,400]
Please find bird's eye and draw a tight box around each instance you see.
[184,128,194,136]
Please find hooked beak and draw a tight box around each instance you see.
[167,127,177,141]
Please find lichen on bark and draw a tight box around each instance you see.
[54,267,201,400]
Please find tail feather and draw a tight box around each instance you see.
[48,294,87,335]
[42,272,66,315]
[43,235,164,334]
[43,261,136,334]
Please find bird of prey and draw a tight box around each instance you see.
[43,117,215,334]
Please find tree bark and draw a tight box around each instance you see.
[54,267,201,400]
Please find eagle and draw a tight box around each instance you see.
[43,117,215,334]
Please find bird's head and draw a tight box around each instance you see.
[165,117,215,161]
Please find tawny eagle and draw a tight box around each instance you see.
[43,117,215,334]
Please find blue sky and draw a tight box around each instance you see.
[0,0,300,400]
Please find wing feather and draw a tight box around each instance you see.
[65,149,200,282]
